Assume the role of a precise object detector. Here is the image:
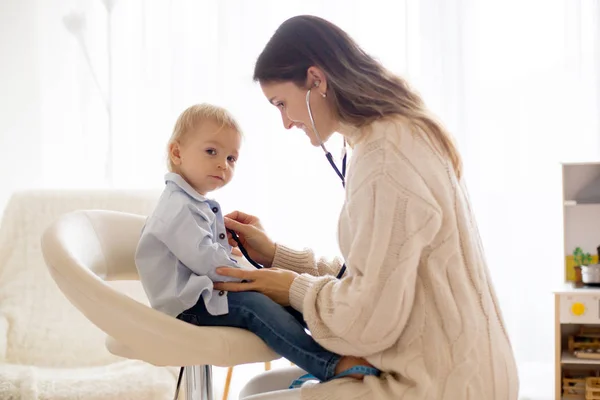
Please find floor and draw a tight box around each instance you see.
[209,360,554,400]
[208,358,294,400]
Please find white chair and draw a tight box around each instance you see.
[41,209,280,400]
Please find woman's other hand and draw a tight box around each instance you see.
[213,267,298,307]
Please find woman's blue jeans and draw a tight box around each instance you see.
[177,291,341,381]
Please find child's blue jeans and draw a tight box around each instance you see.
[177,291,342,382]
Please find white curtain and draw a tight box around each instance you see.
[35,0,600,398]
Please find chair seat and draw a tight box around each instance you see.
[105,325,278,367]
[42,210,279,370]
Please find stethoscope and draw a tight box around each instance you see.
[229,83,347,279]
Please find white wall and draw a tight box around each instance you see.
[0,0,43,211]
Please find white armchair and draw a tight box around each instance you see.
[0,190,179,399]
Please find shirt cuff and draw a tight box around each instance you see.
[289,273,320,313]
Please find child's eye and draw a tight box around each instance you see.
[205,148,217,156]
[276,102,285,109]
[227,156,237,163]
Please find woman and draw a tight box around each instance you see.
[214,15,519,400]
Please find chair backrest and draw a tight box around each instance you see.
[49,210,146,281]
[41,209,155,329]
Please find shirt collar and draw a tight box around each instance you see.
[165,172,208,203]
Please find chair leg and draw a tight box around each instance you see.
[185,365,214,400]
[222,367,233,400]
[174,367,185,399]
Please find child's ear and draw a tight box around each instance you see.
[169,142,182,165]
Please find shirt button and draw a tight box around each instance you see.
[219,233,225,240]
[212,207,219,213]
[218,290,225,296]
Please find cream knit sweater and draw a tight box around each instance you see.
[273,118,519,400]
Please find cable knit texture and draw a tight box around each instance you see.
[273,118,519,400]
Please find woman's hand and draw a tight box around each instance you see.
[225,210,277,268]
[214,267,299,307]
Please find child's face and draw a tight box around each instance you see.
[172,119,241,195]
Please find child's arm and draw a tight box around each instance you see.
[153,204,241,277]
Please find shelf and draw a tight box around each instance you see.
[564,200,600,206]
[555,282,600,293]
[562,350,600,364]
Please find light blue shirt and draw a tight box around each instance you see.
[135,172,242,317]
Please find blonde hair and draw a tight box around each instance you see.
[254,15,462,179]
[167,103,242,172]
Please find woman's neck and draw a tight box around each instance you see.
[336,120,363,147]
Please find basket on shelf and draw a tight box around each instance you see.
[563,368,600,400]
[563,376,586,399]
[587,377,600,399]
[570,327,600,360]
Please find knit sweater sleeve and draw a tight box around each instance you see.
[272,244,345,277]
[288,173,442,357]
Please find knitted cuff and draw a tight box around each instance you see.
[289,274,320,313]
